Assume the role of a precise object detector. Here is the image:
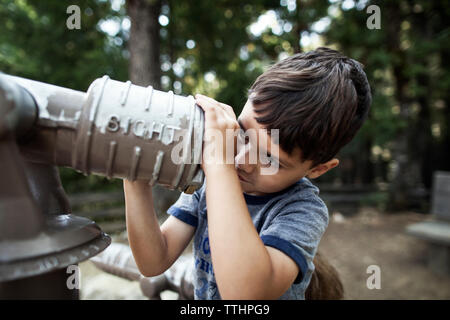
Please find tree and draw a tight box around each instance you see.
[127,0,162,87]
[324,0,450,210]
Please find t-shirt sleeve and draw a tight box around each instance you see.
[259,195,329,285]
[167,188,201,228]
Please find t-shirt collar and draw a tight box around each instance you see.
[243,179,302,205]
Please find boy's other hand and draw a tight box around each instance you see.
[194,94,240,172]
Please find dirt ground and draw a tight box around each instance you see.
[79,207,450,300]
[320,207,450,299]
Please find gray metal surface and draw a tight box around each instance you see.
[5,73,205,191]
[0,72,205,298]
[90,242,194,299]
[0,266,80,299]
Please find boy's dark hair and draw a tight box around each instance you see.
[306,251,344,300]
[248,47,372,167]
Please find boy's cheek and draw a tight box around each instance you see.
[258,174,298,193]
[253,175,278,192]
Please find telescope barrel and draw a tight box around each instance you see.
[3,74,204,192]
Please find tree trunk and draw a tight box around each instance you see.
[127,0,162,88]
[435,1,450,174]
[438,48,450,173]
[385,1,419,211]
[409,1,434,191]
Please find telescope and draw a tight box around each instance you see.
[0,73,205,299]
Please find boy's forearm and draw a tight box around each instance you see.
[123,180,169,276]
[205,165,275,299]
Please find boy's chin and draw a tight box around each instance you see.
[239,180,254,193]
[239,180,249,189]
[240,182,269,196]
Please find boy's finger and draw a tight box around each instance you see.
[219,103,235,119]
[195,97,224,115]
[195,100,220,121]
[195,96,214,111]
[196,94,235,119]
[198,100,232,121]
[196,94,224,109]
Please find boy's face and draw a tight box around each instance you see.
[235,99,338,196]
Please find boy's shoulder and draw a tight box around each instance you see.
[278,177,321,197]
[262,177,328,213]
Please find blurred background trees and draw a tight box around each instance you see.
[1,0,448,212]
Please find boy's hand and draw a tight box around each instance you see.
[194,94,240,173]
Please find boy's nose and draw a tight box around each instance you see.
[237,162,256,175]
[235,144,257,174]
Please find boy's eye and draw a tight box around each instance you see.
[260,155,280,168]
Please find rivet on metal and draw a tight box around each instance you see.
[144,85,154,112]
[172,96,195,188]
[58,109,65,121]
[167,90,174,116]
[128,146,141,181]
[120,80,132,106]
[185,96,200,185]
[80,75,109,174]
[106,140,117,179]
[149,150,164,186]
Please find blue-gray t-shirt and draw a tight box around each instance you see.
[167,177,329,300]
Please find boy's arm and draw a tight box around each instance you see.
[123,180,195,277]
[205,165,299,299]
[195,94,300,299]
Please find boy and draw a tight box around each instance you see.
[123,47,372,299]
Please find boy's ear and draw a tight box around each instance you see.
[306,158,339,179]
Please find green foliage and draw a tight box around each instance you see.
[0,0,128,192]
[0,0,128,88]
[59,167,123,193]
[360,191,389,212]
